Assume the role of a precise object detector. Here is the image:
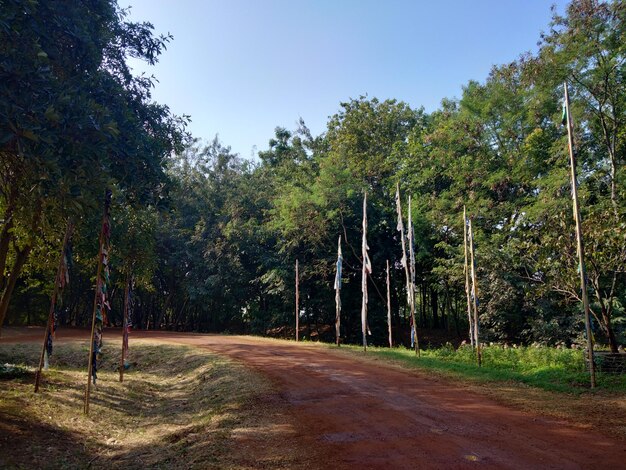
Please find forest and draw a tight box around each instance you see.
[1,0,624,353]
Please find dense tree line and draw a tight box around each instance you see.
[2,0,624,351]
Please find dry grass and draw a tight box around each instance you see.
[0,339,292,469]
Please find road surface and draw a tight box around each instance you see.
[2,328,625,469]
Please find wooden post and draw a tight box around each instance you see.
[408,196,420,356]
[119,273,131,382]
[84,191,110,414]
[564,82,595,388]
[34,221,74,392]
[386,260,392,348]
[468,218,481,367]
[463,206,475,348]
[295,259,299,342]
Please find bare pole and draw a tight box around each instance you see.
[34,221,74,392]
[119,272,131,382]
[84,191,110,414]
[408,196,420,356]
[468,218,481,367]
[564,82,596,388]
[463,206,475,348]
[295,259,299,342]
[386,260,392,348]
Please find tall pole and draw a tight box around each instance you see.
[295,259,299,342]
[34,221,74,392]
[463,206,475,348]
[396,184,416,353]
[468,218,481,367]
[386,260,392,348]
[119,273,131,382]
[361,193,372,351]
[85,190,111,414]
[335,236,342,346]
[408,196,420,356]
[564,82,596,388]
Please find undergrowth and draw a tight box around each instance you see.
[336,343,626,393]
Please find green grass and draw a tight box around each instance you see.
[333,343,626,394]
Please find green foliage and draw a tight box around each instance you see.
[340,344,626,393]
[2,0,625,354]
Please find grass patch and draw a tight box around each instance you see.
[0,339,276,469]
[332,343,626,394]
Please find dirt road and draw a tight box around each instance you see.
[3,328,625,469]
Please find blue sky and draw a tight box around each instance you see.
[119,0,570,158]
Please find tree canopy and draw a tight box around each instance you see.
[1,0,624,352]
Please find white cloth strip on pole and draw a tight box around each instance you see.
[335,235,342,346]
[361,193,372,350]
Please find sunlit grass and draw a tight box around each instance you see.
[0,339,275,469]
[332,343,626,393]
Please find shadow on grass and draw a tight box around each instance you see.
[0,409,93,469]
[0,341,276,469]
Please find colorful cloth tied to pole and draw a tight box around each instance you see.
[45,233,73,369]
[93,189,112,385]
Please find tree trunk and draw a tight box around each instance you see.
[596,293,618,353]
[431,288,439,328]
[0,245,32,328]
[0,216,14,290]
[0,187,18,290]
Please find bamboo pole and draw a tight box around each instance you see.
[119,273,131,382]
[468,218,481,367]
[386,260,392,348]
[84,191,110,414]
[408,196,420,356]
[564,82,596,388]
[34,221,74,392]
[463,206,475,348]
[295,259,299,342]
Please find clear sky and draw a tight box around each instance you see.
[119,0,570,158]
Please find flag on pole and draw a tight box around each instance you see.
[362,193,372,349]
[92,189,112,385]
[335,236,342,345]
[408,196,416,303]
[395,186,408,270]
[395,184,412,307]
[463,207,475,348]
[334,236,342,291]
[407,195,421,355]
[35,221,75,393]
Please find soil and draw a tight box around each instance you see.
[2,327,625,469]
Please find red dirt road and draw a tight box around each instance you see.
[3,328,625,469]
